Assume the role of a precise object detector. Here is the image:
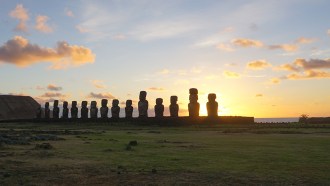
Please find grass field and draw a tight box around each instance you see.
[1,122,330,185]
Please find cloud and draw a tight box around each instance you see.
[76,25,90,33]
[0,36,95,69]
[277,63,300,72]
[9,4,29,32]
[294,58,330,70]
[148,87,166,91]
[92,80,106,89]
[65,8,74,17]
[158,69,170,75]
[256,94,263,97]
[270,78,280,84]
[268,44,298,52]
[40,92,66,98]
[87,92,115,99]
[285,70,330,80]
[223,71,240,78]
[216,43,235,52]
[327,29,330,36]
[231,38,263,47]
[47,84,62,91]
[278,58,330,72]
[112,34,126,40]
[295,37,315,44]
[246,60,271,70]
[35,15,53,33]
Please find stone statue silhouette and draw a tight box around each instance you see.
[169,96,179,117]
[154,98,164,117]
[138,91,148,118]
[207,93,218,117]
[125,100,133,118]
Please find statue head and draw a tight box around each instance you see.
[156,98,163,105]
[82,101,88,108]
[72,101,77,107]
[139,91,147,101]
[112,99,119,106]
[63,101,68,108]
[170,96,178,104]
[54,100,59,107]
[126,100,132,107]
[208,93,216,102]
[101,99,108,107]
[91,101,97,108]
[189,88,198,95]
[45,102,49,108]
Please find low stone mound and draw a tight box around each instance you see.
[0,95,40,120]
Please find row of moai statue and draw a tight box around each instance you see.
[41,88,218,119]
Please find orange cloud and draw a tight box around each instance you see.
[9,4,29,32]
[35,15,53,33]
[148,87,166,91]
[92,80,107,89]
[256,94,263,97]
[47,84,62,91]
[0,36,95,69]
[268,44,298,52]
[278,58,330,72]
[295,37,316,44]
[87,92,115,99]
[285,70,330,80]
[231,38,263,47]
[247,60,271,70]
[40,92,66,98]
[270,78,280,84]
[216,43,235,52]
[76,25,90,33]
[223,71,240,78]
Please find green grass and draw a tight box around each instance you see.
[1,122,330,185]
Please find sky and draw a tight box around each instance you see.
[1,0,330,118]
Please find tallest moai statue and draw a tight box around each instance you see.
[188,88,200,117]
[138,91,148,118]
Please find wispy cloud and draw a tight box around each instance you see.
[0,36,95,69]
[256,94,263,97]
[216,43,235,52]
[9,4,29,32]
[247,60,271,70]
[232,38,263,48]
[284,70,330,80]
[47,84,62,91]
[295,37,316,44]
[268,44,298,52]
[270,78,280,84]
[91,80,106,89]
[223,71,240,78]
[148,87,166,91]
[87,92,115,99]
[35,15,53,33]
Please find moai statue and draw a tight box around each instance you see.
[45,102,50,119]
[100,99,109,118]
[154,98,164,117]
[188,88,200,117]
[111,99,120,118]
[53,100,60,119]
[70,101,78,119]
[81,101,88,119]
[62,101,69,119]
[169,96,179,117]
[90,101,98,119]
[138,91,148,118]
[207,93,218,117]
[125,100,133,118]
